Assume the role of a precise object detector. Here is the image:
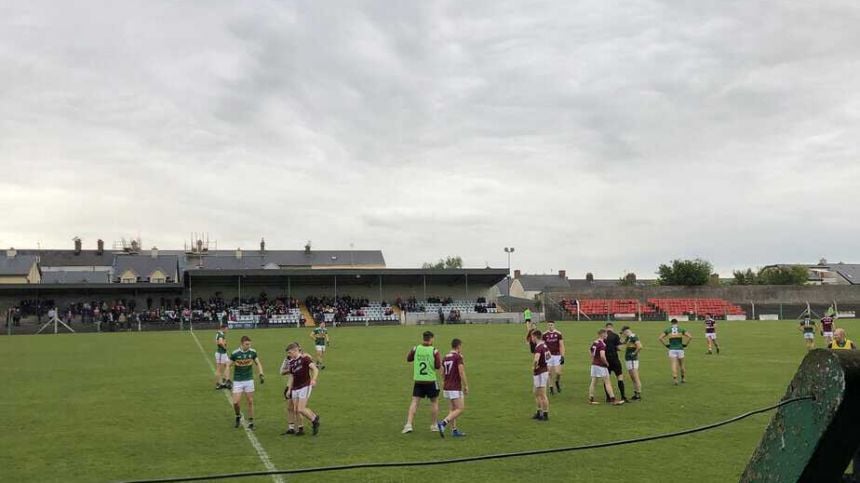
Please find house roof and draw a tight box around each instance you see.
[15,249,115,267]
[814,264,860,285]
[0,255,39,276]
[567,279,625,289]
[114,255,179,281]
[41,270,112,284]
[766,263,860,285]
[515,274,571,292]
[185,250,386,270]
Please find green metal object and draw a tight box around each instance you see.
[741,349,860,482]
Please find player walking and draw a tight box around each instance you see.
[227,335,265,429]
[658,319,692,385]
[820,315,836,346]
[800,316,817,350]
[279,350,298,435]
[214,324,229,389]
[542,321,565,395]
[530,330,551,420]
[310,321,329,369]
[284,343,321,436]
[402,331,442,434]
[589,329,624,405]
[603,323,627,402]
[621,326,643,400]
[704,314,720,355]
[437,338,469,438]
[827,328,856,350]
[525,321,537,353]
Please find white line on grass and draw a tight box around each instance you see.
[189,329,285,483]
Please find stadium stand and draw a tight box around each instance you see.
[561,298,656,316]
[396,297,498,314]
[560,297,745,319]
[648,298,746,316]
[305,296,399,325]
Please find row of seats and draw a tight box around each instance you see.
[408,301,498,314]
[648,298,745,316]
[562,298,745,317]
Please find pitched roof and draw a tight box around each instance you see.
[515,274,571,291]
[114,255,179,281]
[0,255,39,276]
[41,270,112,284]
[15,249,115,267]
[186,250,386,270]
[812,263,860,285]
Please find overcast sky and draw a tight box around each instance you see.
[1,1,858,278]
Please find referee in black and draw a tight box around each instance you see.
[604,323,628,402]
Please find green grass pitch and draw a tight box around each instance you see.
[2,320,856,482]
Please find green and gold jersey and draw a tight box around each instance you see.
[624,334,640,361]
[215,331,227,354]
[800,318,815,333]
[229,348,258,381]
[313,327,328,346]
[664,326,686,350]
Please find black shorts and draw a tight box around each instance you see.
[607,357,623,376]
[412,382,440,399]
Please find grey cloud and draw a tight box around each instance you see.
[0,1,858,277]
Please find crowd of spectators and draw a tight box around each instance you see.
[304,295,393,324]
[7,293,498,329]
[396,296,497,314]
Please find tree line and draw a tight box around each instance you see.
[423,255,810,286]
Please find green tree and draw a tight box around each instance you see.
[421,256,464,270]
[657,259,713,286]
[618,272,637,286]
[732,268,757,285]
[756,265,808,285]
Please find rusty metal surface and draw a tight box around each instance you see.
[741,350,860,482]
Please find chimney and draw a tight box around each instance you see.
[304,241,312,255]
[74,237,82,255]
[151,247,159,259]
[514,269,521,278]
[6,247,16,258]
[558,270,566,279]
[260,238,266,253]
[96,239,104,255]
[235,248,242,260]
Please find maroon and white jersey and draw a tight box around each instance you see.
[288,354,314,389]
[533,342,550,375]
[590,339,608,367]
[704,318,716,334]
[821,317,834,332]
[443,351,464,391]
[542,330,563,355]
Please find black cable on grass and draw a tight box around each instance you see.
[122,395,814,483]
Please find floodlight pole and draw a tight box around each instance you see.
[504,247,515,297]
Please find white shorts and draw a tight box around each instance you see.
[291,385,312,400]
[443,390,464,400]
[668,349,685,359]
[533,372,549,388]
[547,355,562,367]
[803,332,814,340]
[706,333,717,340]
[315,345,326,353]
[823,331,833,338]
[232,380,255,394]
[626,360,639,371]
[215,352,229,364]
[590,365,609,378]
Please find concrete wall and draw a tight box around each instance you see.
[404,312,540,325]
[548,284,860,304]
